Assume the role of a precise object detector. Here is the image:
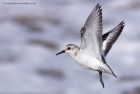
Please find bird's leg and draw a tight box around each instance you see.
[98,71,104,88]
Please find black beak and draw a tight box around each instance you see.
[56,50,65,55]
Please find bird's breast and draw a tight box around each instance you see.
[73,54,101,70]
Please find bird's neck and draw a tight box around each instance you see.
[69,50,80,60]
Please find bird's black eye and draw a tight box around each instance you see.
[67,47,71,50]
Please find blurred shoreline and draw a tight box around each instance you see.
[0,0,139,94]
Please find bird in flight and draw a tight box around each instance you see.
[56,3,125,88]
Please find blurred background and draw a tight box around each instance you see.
[0,0,140,94]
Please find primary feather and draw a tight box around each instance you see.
[80,4,103,60]
[102,21,125,56]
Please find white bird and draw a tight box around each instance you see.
[56,3,125,88]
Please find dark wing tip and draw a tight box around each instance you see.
[112,21,125,33]
[120,21,125,27]
[96,3,100,7]
[119,21,125,31]
[94,3,102,12]
[84,3,102,27]
[94,3,102,24]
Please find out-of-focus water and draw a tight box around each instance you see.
[0,0,140,94]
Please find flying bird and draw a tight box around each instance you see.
[56,3,125,88]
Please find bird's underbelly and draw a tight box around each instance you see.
[74,55,102,71]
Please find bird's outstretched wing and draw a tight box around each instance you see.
[80,4,103,59]
[102,21,125,57]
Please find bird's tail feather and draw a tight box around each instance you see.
[98,64,117,78]
[106,64,117,78]
[101,56,117,78]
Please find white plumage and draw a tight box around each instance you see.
[56,3,125,88]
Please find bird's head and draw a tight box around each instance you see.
[56,44,80,56]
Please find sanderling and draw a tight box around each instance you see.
[56,3,125,88]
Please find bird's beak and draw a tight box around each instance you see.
[56,50,65,55]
